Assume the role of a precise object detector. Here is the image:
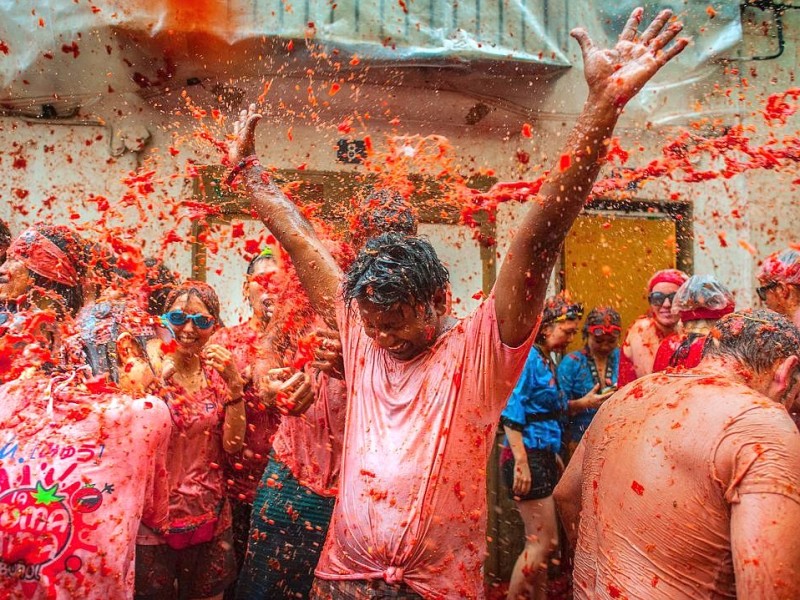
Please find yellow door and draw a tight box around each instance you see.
[563,211,678,353]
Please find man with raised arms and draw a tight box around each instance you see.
[227,8,687,598]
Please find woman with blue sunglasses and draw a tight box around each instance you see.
[135,281,246,600]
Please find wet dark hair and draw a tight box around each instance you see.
[164,280,222,323]
[703,308,800,373]
[343,232,449,309]
[29,225,87,316]
[246,247,274,275]
[536,294,583,344]
[354,189,418,245]
[88,243,135,290]
[0,219,11,249]
[144,257,178,316]
[72,301,156,383]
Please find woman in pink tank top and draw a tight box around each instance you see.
[135,281,247,600]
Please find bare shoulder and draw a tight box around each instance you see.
[628,317,653,334]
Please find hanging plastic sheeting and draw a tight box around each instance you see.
[576,1,745,126]
[0,0,744,122]
[0,0,569,103]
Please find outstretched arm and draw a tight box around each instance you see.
[229,109,342,327]
[494,8,688,346]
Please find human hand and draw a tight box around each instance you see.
[513,458,532,497]
[116,332,157,396]
[310,328,344,379]
[229,103,262,165]
[580,383,614,410]
[161,357,176,382]
[203,344,244,396]
[571,8,689,110]
[258,367,315,415]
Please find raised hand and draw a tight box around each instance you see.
[229,103,263,165]
[203,344,244,397]
[571,8,689,109]
[257,367,315,415]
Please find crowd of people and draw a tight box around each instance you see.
[0,8,798,600]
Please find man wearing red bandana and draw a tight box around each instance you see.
[0,225,85,318]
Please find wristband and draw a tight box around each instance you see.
[225,155,260,185]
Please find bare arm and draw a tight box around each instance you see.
[553,438,586,549]
[229,110,341,327]
[503,426,532,497]
[494,9,688,346]
[222,397,247,454]
[731,493,800,598]
[204,344,247,453]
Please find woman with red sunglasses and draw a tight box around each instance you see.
[558,307,622,457]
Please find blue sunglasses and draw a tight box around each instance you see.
[160,310,216,330]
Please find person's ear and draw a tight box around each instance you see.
[116,332,142,365]
[773,355,800,407]
[432,286,450,317]
[787,283,800,304]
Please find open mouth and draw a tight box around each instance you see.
[386,341,412,358]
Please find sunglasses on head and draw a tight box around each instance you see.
[648,291,676,307]
[553,304,584,322]
[588,324,621,338]
[161,310,216,330]
[756,281,779,302]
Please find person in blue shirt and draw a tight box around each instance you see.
[501,295,601,600]
[558,306,621,458]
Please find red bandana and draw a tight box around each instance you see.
[7,228,80,287]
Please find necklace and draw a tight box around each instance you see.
[586,350,614,390]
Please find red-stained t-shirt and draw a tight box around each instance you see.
[315,294,535,599]
[138,367,232,545]
[271,371,347,497]
[0,375,171,600]
[211,324,282,504]
[566,372,800,600]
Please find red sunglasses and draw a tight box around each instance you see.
[588,324,621,338]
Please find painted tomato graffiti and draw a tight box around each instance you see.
[71,487,104,514]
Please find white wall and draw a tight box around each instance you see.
[2,9,800,316]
